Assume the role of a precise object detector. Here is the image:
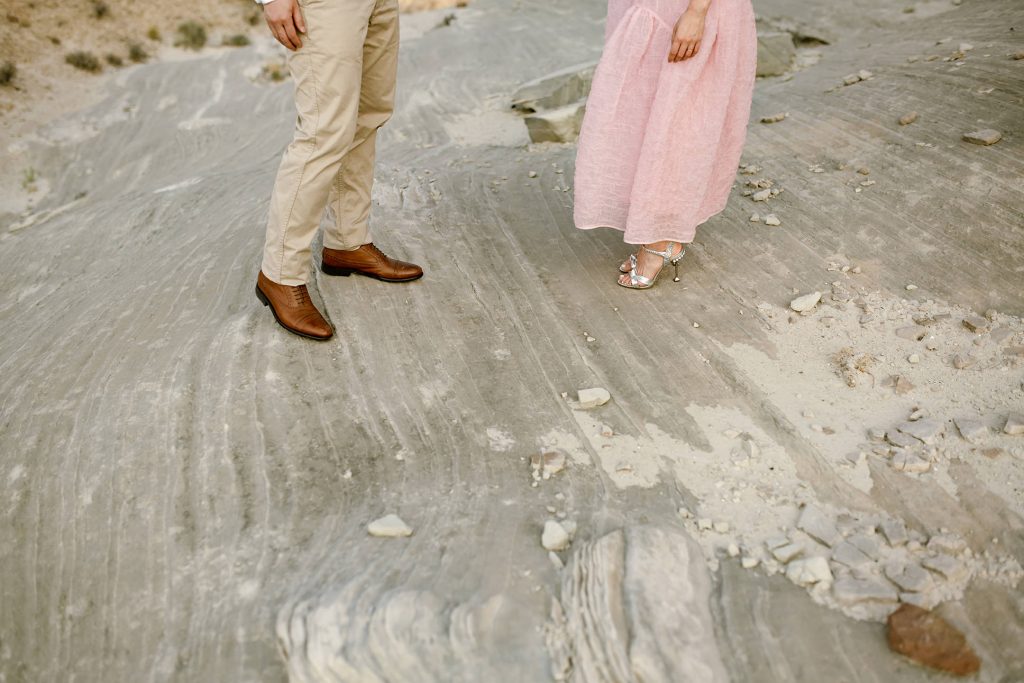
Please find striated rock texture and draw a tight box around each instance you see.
[1,0,1024,681]
[552,527,727,683]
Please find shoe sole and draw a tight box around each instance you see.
[255,285,333,341]
[320,263,424,283]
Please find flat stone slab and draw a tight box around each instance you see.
[367,514,414,538]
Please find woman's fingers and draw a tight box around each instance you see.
[293,4,307,34]
[669,40,683,62]
[670,39,703,63]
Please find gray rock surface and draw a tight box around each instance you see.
[757,32,797,77]
[1,0,1024,681]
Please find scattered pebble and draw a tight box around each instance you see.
[577,387,610,409]
[898,111,919,126]
[790,291,822,313]
[749,212,761,222]
[367,514,413,538]
[760,112,788,124]
[1004,414,1024,436]
[962,129,1002,146]
[906,284,918,291]
[908,354,921,364]
[541,520,570,551]
[764,214,781,226]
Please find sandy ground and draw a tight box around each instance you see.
[1,0,1023,680]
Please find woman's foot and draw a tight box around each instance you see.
[618,241,686,288]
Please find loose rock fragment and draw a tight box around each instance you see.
[786,557,833,586]
[886,429,919,449]
[896,326,927,341]
[833,577,899,605]
[760,112,788,124]
[541,451,567,478]
[881,519,909,547]
[367,514,414,538]
[887,604,981,675]
[922,554,968,581]
[756,31,796,77]
[577,387,611,409]
[961,316,989,333]
[894,376,915,395]
[832,541,873,569]
[896,419,945,444]
[764,213,781,226]
[751,188,772,202]
[892,451,931,473]
[771,542,805,563]
[952,354,976,370]
[1004,414,1024,436]
[797,505,840,546]
[898,111,919,125]
[954,417,987,443]
[541,520,570,551]
[962,129,1001,146]
[885,563,935,593]
[790,291,822,313]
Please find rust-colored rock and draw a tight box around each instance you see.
[887,604,981,676]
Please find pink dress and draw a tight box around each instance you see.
[574,0,757,244]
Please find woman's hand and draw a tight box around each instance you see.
[264,0,307,51]
[669,6,708,62]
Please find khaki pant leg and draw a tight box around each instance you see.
[323,0,400,251]
[261,0,378,286]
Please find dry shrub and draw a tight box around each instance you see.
[66,51,102,73]
[175,21,207,50]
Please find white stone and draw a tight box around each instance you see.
[922,554,968,581]
[831,541,873,569]
[885,563,934,592]
[891,451,931,473]
[786,556,833,586]
[727,543,740,557]
[741,556,760,569]
[832,577,899,605]
[367,514,413,538]
[908,354,921,364]
[697,518,713,531]
[752,189,772,202]
[797,505,841,546]
[790,291,822,313]
[771,542,805,563]
[577,387,610,409]
[1004,414,1024,436]
[896,419,945,444]
[713,521,731,533]
[541,520,570,551]
[764,214,781,226]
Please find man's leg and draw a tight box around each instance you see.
[261,0,377,285]
[323,0,399,252]
[319,0,423,282]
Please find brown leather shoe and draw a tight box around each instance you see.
[321,243,423,282]
[255,271,333,341]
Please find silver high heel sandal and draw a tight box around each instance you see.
[618,242,686,289]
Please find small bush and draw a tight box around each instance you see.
[105,53,123,67]
[65,51,102,73]
[246,10,261,26]
[92,1,109,19]
[146,26,161,41]
[128,43,148,63]
[222,34,250,47]
[48,35,61,45]
[175,21,207,50]
[22,168,37,192]
[0,61,16,86]
[262,62,287,82]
